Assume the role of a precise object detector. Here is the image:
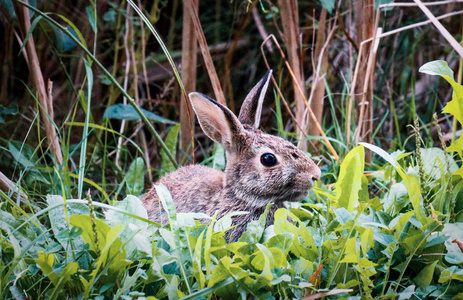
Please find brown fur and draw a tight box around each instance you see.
[142,71,321,241]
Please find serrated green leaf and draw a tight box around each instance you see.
[273,208,318,260]
[264,233,294,255]
[361,228,374,256]
[239,203,271,244]
[335,145,365,213]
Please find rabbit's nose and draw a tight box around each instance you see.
[311,166,321,182]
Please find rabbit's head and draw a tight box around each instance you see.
[189,71,321,208]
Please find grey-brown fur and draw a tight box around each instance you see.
[142,70,321,241]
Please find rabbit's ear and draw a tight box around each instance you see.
[189,92,245,150]
[238,70,272,129]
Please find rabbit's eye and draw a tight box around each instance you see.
[260,153,277,167]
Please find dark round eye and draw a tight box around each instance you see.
[260,153,277,167]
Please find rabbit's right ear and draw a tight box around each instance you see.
[238,70,272,129]
[189,92,245,150]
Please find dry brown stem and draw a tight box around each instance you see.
[277,0,307,150]
[0,171,28,204]
[180,0,198,162]
[13,0,63,166]
[184,0,226,106]
[308,9,330,152]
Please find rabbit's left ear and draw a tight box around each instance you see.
[238,70,272,129]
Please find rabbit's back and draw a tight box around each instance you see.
[143,165,224,222]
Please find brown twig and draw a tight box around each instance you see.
[184,0,226,106]
[0,171,28,204]
[180,0,198,163]
[13,0,63,166]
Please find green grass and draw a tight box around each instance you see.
[1,1,463,299]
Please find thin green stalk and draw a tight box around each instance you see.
[13,0,178,169]
[414,117,427,207]
[379,241,398,297]
[326,210,363,288]
[392,222,441,294]
[433,113,454,222]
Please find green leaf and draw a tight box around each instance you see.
[420,148,459,179]
[69,214,111,253]
[442,223,463,264]
[361,228,374,256]
[239,203,272,244]
[439,266,463,283]
[85,5,96,33]
[290,257,314,278]
[264,233,294,255]
[46,195,88,251]
[212,143,225,170]
[335,145,365,213]
[155,184,177,221]
[161,124,180,175]
[362,143,426,223]
[125,157,145,196]
[419,60,454,79]
[209,257,246,287]
[49,262,79,300]
[413,260,438,288]
[8,141,36,168]
[35,252,59,286]
[51,23,77,51]
[419,60,463,177]
[320,0,335,13]
[253,244,274,281]
[105,195,151,256]
[193,231,206,290]
[340,237,359,263]
[0,104,18,123]
[273,208,318,260]
[103,104,176,124]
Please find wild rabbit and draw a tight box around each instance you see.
[142,70,321,241]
